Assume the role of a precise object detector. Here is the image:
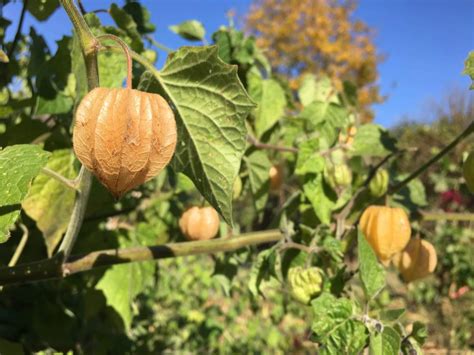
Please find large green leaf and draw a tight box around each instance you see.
[248,77,286,137]
[295,138,325,176]
[138,46,254,225]
[169,20,206,41]
[244,150,271,212]
[311,293,367,354]
[95,234,155,329]
[22,149,77,256]
[352,124,397,157]
[358,229,386,299]
[303,174,337,225]
[0,145,50,242]
[298,74,338,107]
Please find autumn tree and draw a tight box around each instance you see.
[246,0,383,122]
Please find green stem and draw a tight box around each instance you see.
[389,121,474,195]
[8,224,29,267]
[97,34,133,89]
[41,167,78,190]
[421,211,474,222]
[145,35,173,54]
[0,230,282,286]
[7,0,28,58]
[57,0,99,260]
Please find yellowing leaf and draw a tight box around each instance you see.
[22,149,77,255]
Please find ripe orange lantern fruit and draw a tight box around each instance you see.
[73,88,177,198]
[73,35,177,198]
[359,205,411,263]
[392,238,437,282]
[179,206,220,241]
[269,165,283,190]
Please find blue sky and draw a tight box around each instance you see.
[2,0,473,127]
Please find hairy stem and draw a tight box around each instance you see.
[57,0,99,260]
[0,230,282,286]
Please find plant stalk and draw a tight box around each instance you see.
[57,0,99,260]
[0,230,282,286]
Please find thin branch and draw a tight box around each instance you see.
[247,135,298,153]
[76,0,87,15]
[278,241,321,254]
[7,0,28,59]
[389,121,474,195]
[421,211,474,222]
[0,230,282,286]
[8,224,29,267]
[145,35,173,54]
[41,167,78,190]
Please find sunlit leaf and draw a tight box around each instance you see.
[0,145,50,242]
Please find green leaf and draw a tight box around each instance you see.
[0,49,8,63]
[303,174,337,225]
[311,293,367,354]
[22,149,77,256]
[404,178,427,206]
[301,101,346,127]
[410,321,428,345]
[109,3,144,52]
[98,51,127,88]
[250,79,287,137]
[248,248,278,297]
[138,46,254,225]
[170,20,206,41]
[358,229,385,299]
[380,308,405,322]
[123,2,156,34]
[295,138,325,176]
[212,28,232,63]
[35,74,75,115]
[244,150,271,212]
[464,51,474,89]
[0,145,50,242]
[26,0,59,21]
[95,234,155,329]
[370,326,401,355]
[298,74,338,107]
[352,124,397,157]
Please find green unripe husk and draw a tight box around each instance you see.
[287,266,323,304]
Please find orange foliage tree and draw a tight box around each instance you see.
[246,0,383,122]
